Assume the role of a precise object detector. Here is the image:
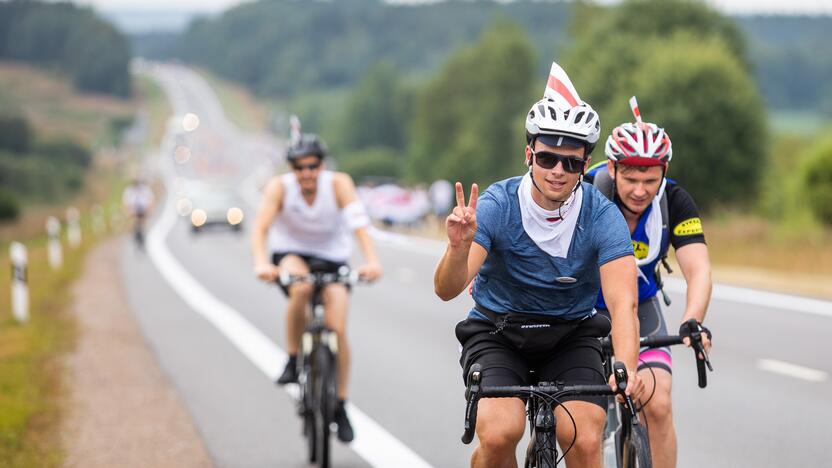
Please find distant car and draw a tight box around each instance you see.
[183,182,245,233]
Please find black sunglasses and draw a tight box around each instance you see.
[291,161,322,172]
[532,150,586,174]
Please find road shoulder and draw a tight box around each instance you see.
[61,238,213,468]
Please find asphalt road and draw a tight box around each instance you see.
[120,63,831,468]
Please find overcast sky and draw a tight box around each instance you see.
[78,0,832,15]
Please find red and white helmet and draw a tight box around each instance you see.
[605,96,672,166]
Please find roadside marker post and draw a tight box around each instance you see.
[67,206,82,248]
[46,216,63,270]
[10,242,29,323]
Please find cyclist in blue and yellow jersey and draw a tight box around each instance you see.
[585,97,713,468]
[435,62,644,468]
[251,133,383,443]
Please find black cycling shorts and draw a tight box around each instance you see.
[271,252,348,296]
[456,308,612,410]
[598,296,672,374]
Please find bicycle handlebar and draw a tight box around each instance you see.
[278,268,366,287]
[461,362,630,445]
[600,319,713,388]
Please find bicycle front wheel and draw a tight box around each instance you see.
[314,345,337,468]
[526,429,558,468]
[621,424,652,468]
[301,355,318,464]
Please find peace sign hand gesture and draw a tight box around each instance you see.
[446,182,478,248]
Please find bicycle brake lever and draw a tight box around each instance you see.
[692,339,714,371]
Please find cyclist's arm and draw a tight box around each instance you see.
[434,241,486,301]
[675,242,712,324]
[600,255,640,371]
[333,172,382,277]
[251,177,283,268]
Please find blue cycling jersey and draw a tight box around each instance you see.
[471,177,633,321]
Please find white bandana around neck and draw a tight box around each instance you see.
[635,178,667,281]
[518,173,583,258]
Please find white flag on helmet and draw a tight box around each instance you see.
[543,62,582,109]
[289,115,302,146]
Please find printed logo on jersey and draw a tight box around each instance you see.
[632,240,649,260]
[673,217,703,236]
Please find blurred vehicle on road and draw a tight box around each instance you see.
[181,181,245,233]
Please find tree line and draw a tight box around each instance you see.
[0,0,132,97]
[168,0,832,118]
[170,0,829,225]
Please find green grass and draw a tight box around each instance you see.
[0,229,88,467]
[0,62,167,467]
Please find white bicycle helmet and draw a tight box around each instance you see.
[525,97,601,155]
[605,97,672,166]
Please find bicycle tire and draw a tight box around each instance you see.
[526,429,558,468]
[300,351,318,464]
[314,345,337,468]
[621,424,652,468]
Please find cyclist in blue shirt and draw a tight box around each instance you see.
[585,97,713,468]
[435,63,644,468]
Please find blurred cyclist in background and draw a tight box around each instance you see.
[251,133,382,443]
[122,177,154,249]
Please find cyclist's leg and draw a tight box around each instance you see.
[321,282,349,400]
[636,297,675,468]
[553,401,605,468]
[473,396,526,468]
[274,253,313,355]
[457,318,529,468]
[538,314,610,468]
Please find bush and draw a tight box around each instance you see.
[33,137,92,167]
[0,188,20,220]
[0,114,32,154]
[801,133,832,225]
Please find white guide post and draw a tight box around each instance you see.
[9,241,29,323]
[46,216,63,270]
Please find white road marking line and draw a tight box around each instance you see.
[147,69,434,468]
[371,232,832,318]
[663,277,832,319]
[757,359,829,382]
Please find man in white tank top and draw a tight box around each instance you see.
[251,134,382,443]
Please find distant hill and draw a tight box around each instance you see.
[123,0,832,115]
[0,0,132,97]
[736,15,832,115]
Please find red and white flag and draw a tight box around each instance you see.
[543,62,581,109]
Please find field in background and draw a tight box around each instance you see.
[0,63,165,466]
[0,62,134,147]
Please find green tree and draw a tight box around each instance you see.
[0,114,32,154]
[563,0,766,208]
[0,187,19,221]
[564,0,749,123]
[801,132,832,225]
[406,18,536,187]
[610,35,767,208]
[335,62,410,152]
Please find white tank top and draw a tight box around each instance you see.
[268,170,352,262]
